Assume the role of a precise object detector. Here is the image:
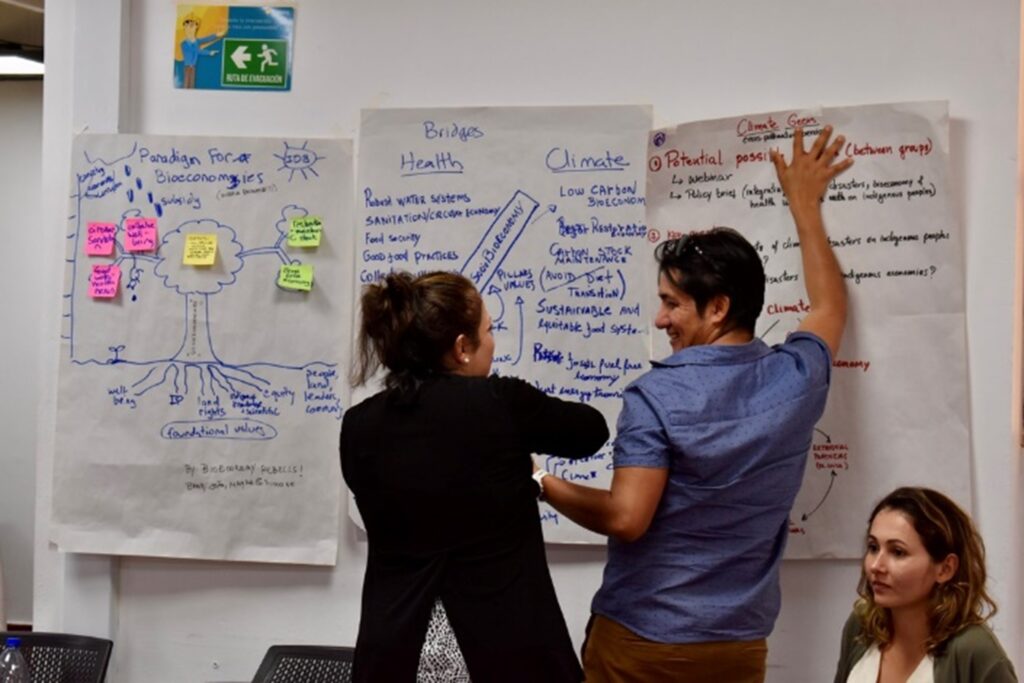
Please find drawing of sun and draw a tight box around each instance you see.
[274,141,325,181]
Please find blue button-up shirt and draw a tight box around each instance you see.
[592,332,831,643]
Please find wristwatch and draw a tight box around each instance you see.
[532,469,549,501]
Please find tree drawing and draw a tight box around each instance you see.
[129,206,311,399]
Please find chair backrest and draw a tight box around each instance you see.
[0,632,112,683]
[251,645,354,683]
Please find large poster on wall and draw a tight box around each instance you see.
[354,106,654,543]
[52,134,352,564]
[646,101,969,557]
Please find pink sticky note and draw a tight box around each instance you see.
[85,222,117,256]
[125,217,158,252]
[89,264,121,298]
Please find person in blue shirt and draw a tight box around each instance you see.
[537,126,853,682]
[179,12,224,89]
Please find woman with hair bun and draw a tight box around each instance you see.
[835,487,1017,682]
[341,270,609,682]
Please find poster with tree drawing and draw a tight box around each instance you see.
[52,134,352,565]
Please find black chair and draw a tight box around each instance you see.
[251,645,355,683]
[0,632,112,683]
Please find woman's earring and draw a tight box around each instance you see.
[462,357,470,364]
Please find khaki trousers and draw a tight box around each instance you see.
[582,614,767,683]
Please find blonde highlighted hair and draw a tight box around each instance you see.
[855,487,996,653]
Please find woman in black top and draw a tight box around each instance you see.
[341,270,608,682]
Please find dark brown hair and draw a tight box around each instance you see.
[352,270,482,396]
[654,227,765,335]
[855,487,996,653]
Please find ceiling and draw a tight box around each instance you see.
[0,0,43,61]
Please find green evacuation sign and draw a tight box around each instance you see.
[221,39,288,89]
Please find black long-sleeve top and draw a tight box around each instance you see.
[340,374,609,682]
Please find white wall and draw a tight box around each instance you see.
[0,78,43,627]
[35,2,1023,682]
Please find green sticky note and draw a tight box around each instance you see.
[288,216,323,247]
[278,264,313,291]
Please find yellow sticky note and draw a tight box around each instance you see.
[183,233,217,265]
[288,216,323,247]
[278,264,313,291]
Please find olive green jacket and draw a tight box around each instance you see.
[834,612,1017,683]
